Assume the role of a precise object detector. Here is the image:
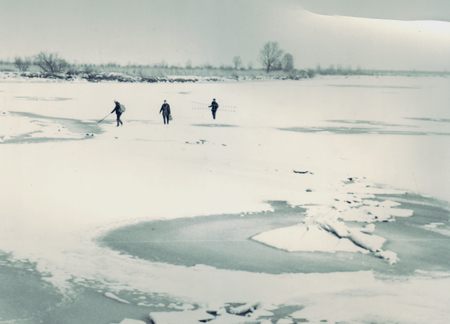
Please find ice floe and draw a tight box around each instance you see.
[104,292,130,304]
[252,176,410,264]
[149,302,281,324]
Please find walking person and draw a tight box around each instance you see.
[159,100,171,124]
[111,100,125,127]
[209,98,219,120]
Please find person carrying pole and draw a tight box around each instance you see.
[159,100,171,124]
[111,100,125,127]
[209,98,219,119]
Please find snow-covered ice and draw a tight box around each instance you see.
[1,75,450,323]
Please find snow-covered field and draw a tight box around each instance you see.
[1,75,450,324]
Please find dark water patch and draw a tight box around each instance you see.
[378,192,450,210]
[405,117,450,123]
[0,136,87,145]
[100,202,315,274]
[278,126,450,136]
[0,253,63,323]
[378,130,450,136]
[99,199,450,275]
[269,304,305,319]
[11,111,103,134]
[0,112,104,145]
[361,193,450,274]
[14,96,72,101]
[0,253,179,324]
[328,119,415,128]
[192,123,237,128]
[38,285,163,324]
[328,84,420,89]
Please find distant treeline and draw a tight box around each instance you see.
[0,59,310,81]
[0,59,448,80]
[308,64,450,77]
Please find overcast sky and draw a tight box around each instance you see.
[1,0,450,71]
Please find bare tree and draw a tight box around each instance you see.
[14,56,32,72]
[185,59,192,69]
[232,56,242,69]
[34,52,69,74]
[247,61,253,70]
[282,53,294,71]
[259,41,284,73]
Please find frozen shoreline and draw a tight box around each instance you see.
[1,76,450,323]
[0,71,309,84]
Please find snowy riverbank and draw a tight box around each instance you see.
[0,71,309,84]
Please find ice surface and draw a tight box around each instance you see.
[1,76,450,323]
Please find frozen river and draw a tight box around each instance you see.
[1,75,450,324]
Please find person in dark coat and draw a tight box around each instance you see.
[209,98,219,119]
[111,100,123,127]
[159,100,171,124]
